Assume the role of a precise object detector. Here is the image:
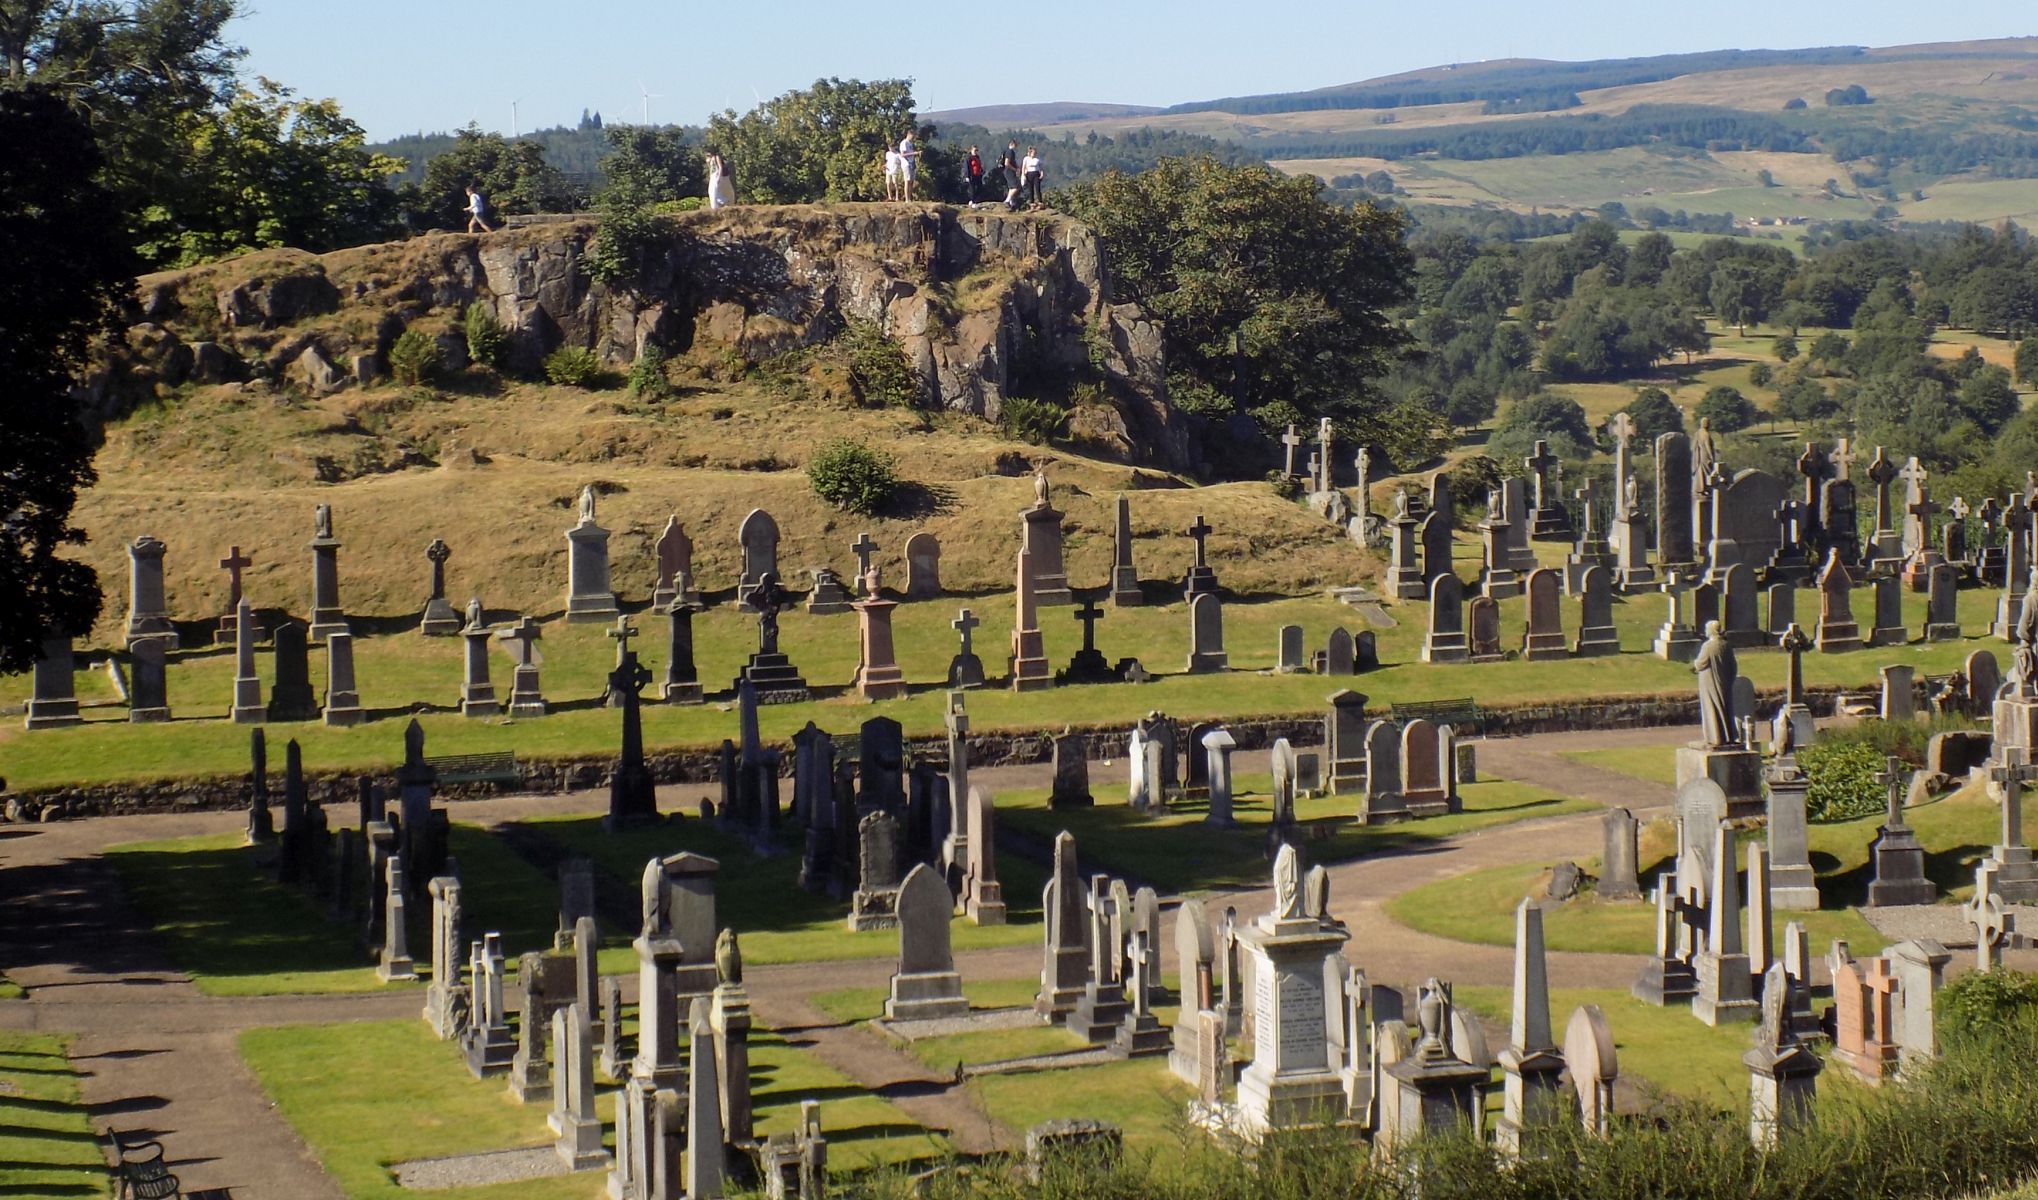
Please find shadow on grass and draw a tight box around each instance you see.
[104,841,369,985]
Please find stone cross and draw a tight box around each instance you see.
[607,614,639,661]
[1797,441,1829,495]
[425,539,451,598]
[1316,417,1335,493]
[751,572,792,655]
[219,545,252,606]
[1828,438,1854,483]
[1948,496,1970,526]
[1867,447,1900,534]
[850,532,879,586]
[1774,497,1807,552]
[1354,447,1372,512]
[1876,756,1908,827]
[1306,453,1320,490]
[1966,863,2016,971]
[951,608,979,657]
[1575,476,1601,541]
[1607,412,1636,517]
[1185,515,1212,568]
[1073,595,1104,654]
[1980,497,2005,543]
[500,615,542,666]
[1988,754,2034,852]
[1526,439,1559,508]
[1281,424,1303,479]
[1780,623,1811,708]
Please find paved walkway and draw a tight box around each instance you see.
[0,724,1696,1195]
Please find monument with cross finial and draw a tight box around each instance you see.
[1314,418,1335,495]
[1994,497,2035,640]
[1182,514,1220,601]
[1059,592,1117,685]
[496,615,548,716]
[1525,439,1572,541]
[851,566,908,701]
[602,649,659,831]
[419,539,462,635]
[1009,547,1053,691]
[1943,496,1971,567]
[215,545,253,644]
[1965,864,2021,971]
[1865,756,1935,906]
[1795,441,1830,546]
[1864,448,1903,572]
[1280,423,1303,481]
[1977,496,2007,585]
[1899,458,1945,590]
[849,532,881,599]
[732,571,810,702]
[947,608,985,689]
[1020,467,1073,607]
[1983,751,2038,902]
[602,614,640,708]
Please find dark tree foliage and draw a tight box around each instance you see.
[405,126,584,230]
[1627,387,1685,443]
[0,87,134,670]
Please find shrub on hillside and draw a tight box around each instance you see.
[1444,454,1506,522]
[807,439,898,515]
[1694,384,1758,432]
[1773,334,1799,362]
[387,328,442,386]
[843,320,920,408]
[463,302,507,369]
[628,344,674,400]
[1942,968,2038,1047]
[999,397,1067,445]
[1800,738,1890,822]
[542,346,603,388]
[1627,387,1684,443]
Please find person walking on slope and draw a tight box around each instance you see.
[883,144,903,201]
[964,145,985,208]
[1022,146,1045,209]
[897,130,921,200]
[1000,140,1022,210]
[464,184,492,233]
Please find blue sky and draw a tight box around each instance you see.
[232,1,2035,141]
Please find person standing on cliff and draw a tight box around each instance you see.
[463,184,492,234]
[964,146,985,209]
[1022,145,1045,210]
[1000,140,1022,210]
[883,144,903,201]
[897,130,921,200]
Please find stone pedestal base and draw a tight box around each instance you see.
[1676,746,1765,820]
[308,610,349,644]
[965,881,1007,926]
[555,1116,609,1171]
[1652,624,1702,662]
[1866,825,1936,906]
[885,970,968,1021]
[1984,846,2038,904]
[1111,566,1141,606]
[463,1025,517,1077]
[1522,632,1567,661]
[846,886,899,931]
[735,653,810,704]
[1065,982,1131,1044]
[1185,650,1229,674]
[1868,622,1908,648]
[1816,619,1862,653]
[1480,570,1522,600]
[1010,631,1052,692]
[461,685,501,718]
[1573,625,1620,657]
[1996,698,2038,757]
[1692,952,1758,1026]
[508,1057,552,1105]
[1114,1011,1171,1058]
[420,597,462,636]
[1771,863,1821,911]
[377,954,418,983]
[1388,566,1427,600]
[1035,948,1088,1022]
[855,663,908,701]
[1632,957,1696,1006]
[1420,633,1470,664]
[128,705,171,724]
[230,678,265,725]
[324,692,366,727]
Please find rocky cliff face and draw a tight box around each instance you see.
[94,204,1191,470]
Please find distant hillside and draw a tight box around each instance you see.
[925,101,1162,127]
[1001,37,2038,228]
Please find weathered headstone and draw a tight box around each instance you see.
[419,538,462,635]
[563,487,618,623]
[458,603,500,717]
[1421,574,1470,663]
[1495,900,1565,1156]
[603,652,658,830]
[651,516,700,612]
[1815,551,1863,652]
[884,864,968,1019]
[1400,719,1449,816]
[124,534,179,648]
[1110,494,1141,606]
[736,508,781,611]
[1021,467,1073,606]
[1361,719,1406,824]
[127,637,171,723]
[1521,568,1566,660]
[1035,832,1089,1019]
[1468,594,1503,662]
[267,620,318,721]
[1277,624,1306,674]
[229,600,266,724]
[1924,563,1960,642]
[1050,729,1092,808]
[947,607,986,689]
[307,505,349,642]
[1009,550,1052,691]
[1868,573,1907,647]
[1599,808,1640,901]
[903,531,941,599]
[1573,565,1619,657]
[1866,758,1935,906]
[323,631,366,727]
[848,812,903,931]
[963,784,1006,924]
[1203,727,1239,829]
[1185,593,1229,673]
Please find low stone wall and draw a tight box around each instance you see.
[2,687,1859,822]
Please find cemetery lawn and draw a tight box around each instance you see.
[106,823,563,996]
[0,589,1999,793]
[997,774,1594,895]
[967,1057,1196,1156]
[1453,986,1753,1109]
[1383,782,2009,955]
[810,977,1043,1026]
[0,1030,108,1199]
[526,815,1045,970]
[1560,746,1679,787]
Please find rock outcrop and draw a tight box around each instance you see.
[88,205,1192,470]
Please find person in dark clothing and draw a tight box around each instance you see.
[1000,140,1022,210]
[965,146,985,208]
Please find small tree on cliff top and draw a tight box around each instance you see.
[1059,157,1418,464]
[706,78,942,204]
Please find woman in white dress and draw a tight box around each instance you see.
[706,151,735,209]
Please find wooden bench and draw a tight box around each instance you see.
[108,1130,182,1199]
[1389,697,1482,732]
[424,751,521,787]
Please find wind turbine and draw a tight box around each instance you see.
[638,81,662,127]
[509,97,524,139]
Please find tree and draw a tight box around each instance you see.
[410,126,581,230]
[1060,157,1415,450]
[1957,365,2020,436]
[1748,363,1774,389]
[599,125,703,206]
[1775,375,1833,422]
[135,77,401,265]
[1628,232,1675,287]
[2017,336,2038,386]
[0,87,136,670]
[1627,386,1685,443]
[1949,266,2036,335]
[1489,391,1594,464]
[1694,384,1758,432]
[706,77,935,204]
[1773,334,1799,363]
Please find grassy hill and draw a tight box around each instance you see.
[1006,37,2038,227]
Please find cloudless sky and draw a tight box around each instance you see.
[230,1,2035,142]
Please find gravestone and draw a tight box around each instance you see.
[458,604,500,717]
[1110,494,1142,606]
[736,508,782,611]
[1182,514,1220,601]
[1050,730,1092,808]
[1185,593,1229,673]
[884,864,968,1019]
[1009,550,1053,691]
[323,631,366,727]
[1035,833,1090,1020]
[651,516,701,611]
[1356,630,1379,669]
[229,600,266,723]
[1478,495,1521,599]
[419,538,462,635]
[1573,565,1620,657]
[734,572,811,702]
[1324,628,1355,676]
[124,534,179,648]
[805,567,852,615]
[603,652,658,830]
[1708,470,1789,577]
[1388,492,1426,599]
[1419,508,1454,592]
[1924,563,1960,642]
[848,812,903,931]
[1021,468,1073,606]
[1421,574,1470,663]
[1361,719,1406,824]
[215,545,252,644]
[1277,625,1306,674]
[1866,758,1935,906]
[1495,900,1565,1156]
[1970,649,2004,713]
[1656,432,1695,569]
[1325,690,1369,795]
[563,486,618,623]
[1203,728,1239,828]
[851,575,908,701]
[1169,899,1216,1085]
[1269,739,1298,827]
[1868,573,1907,647]
[1881,664,1916,723]
[127,637,171,723]
[963,784,1006,924]
[1815,552,1863,652]
[1768,765,1820,910]
[1691,823,1757,1026]
[552,1004,607,1170]
[1766,582,1797,646]
[1468,595,1503,662]
[1400,719,1450,816]
[307,505,349,642]
[1231,846,1351,1137]
[1060,593,1117,684]
[947,608,986,689]
[1521,568,1566,660]
[1599,808,1641,900]
[1651,578,1703,663]
[1723,563,1763,648]
[268,621,318,721]
[1745,962,1823,1149]
[904,531,941,599]
[1525,440,1571,540]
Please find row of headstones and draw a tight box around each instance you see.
[1323,700,1467,824]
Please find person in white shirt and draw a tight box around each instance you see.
[897,132,920,200]
[883,147,903,201]
[464,184,492,233]
[1022,147,1044,209]
[706,151,735,209]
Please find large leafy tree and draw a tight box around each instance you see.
[1060,157,1418,457]
[408,125,584,230]
[705,77,942,204]
[0,86,134,670]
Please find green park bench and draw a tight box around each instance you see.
[424,751,521,787]
[108,1130,182,1199]
[1389,697,1482,732]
